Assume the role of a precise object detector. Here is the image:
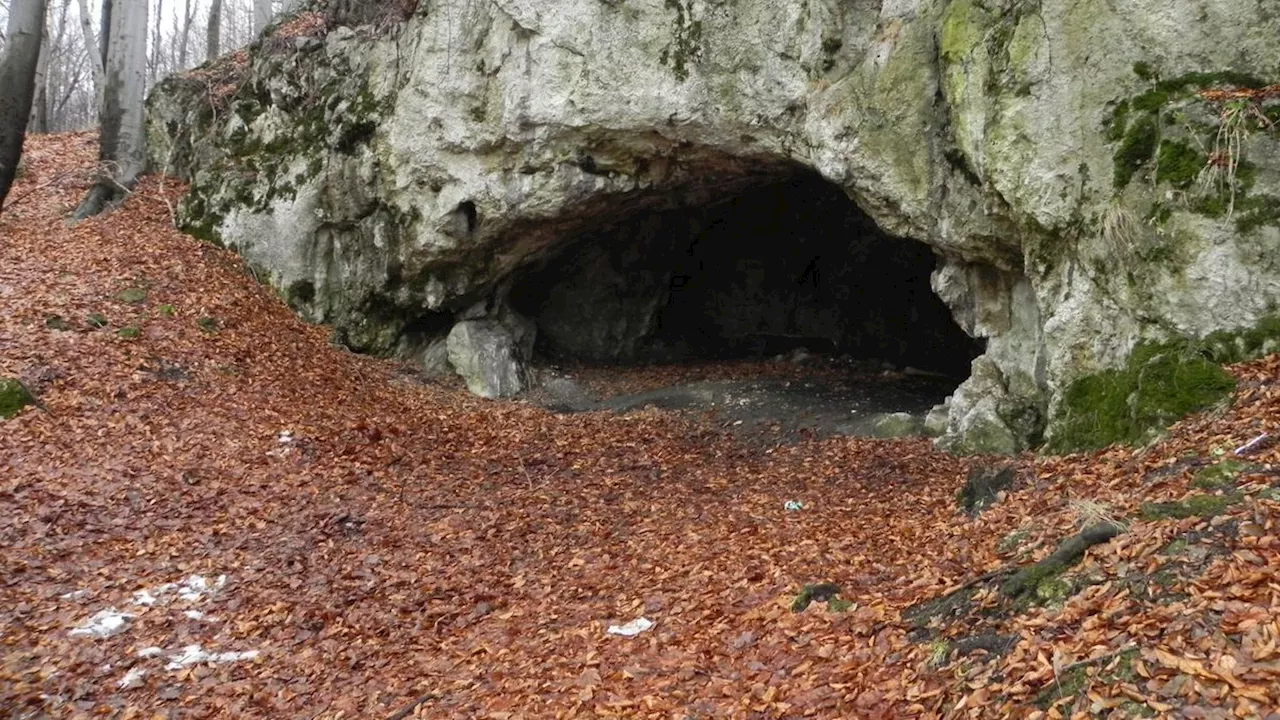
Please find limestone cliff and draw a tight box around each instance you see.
[147,0,1280,453]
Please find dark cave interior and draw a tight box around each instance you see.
[509,169,983,378]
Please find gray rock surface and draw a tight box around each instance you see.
[446,320,530,398]
[147,0,1280,452]
[871,412,925,439]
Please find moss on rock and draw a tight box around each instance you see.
[1049,342,1236,453]
[1200,315,1280,364]
[1191,460,1253,490]
[0,377,35,419]
[1141,492,1239,520]
[1154,140,1203,188]
[1113,115,1158,189]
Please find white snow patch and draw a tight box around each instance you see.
[137,647,165,658]
[118,667,146,689]
[606,617,654,637]
[69,609,134,638]
[164,645,260,670]
[60,589,90,600]
[123,575,226,608]
[183,610,208,620]
[176,574,226,602]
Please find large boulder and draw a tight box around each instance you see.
[446,318,532,399]
[147,0,1280,453]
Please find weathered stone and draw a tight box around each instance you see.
[414,336,452,378]
[146,0,1280,453]
[871,412,924,439]
[446,320,529,399]
[956,464,1015,515]
[924,400,951,438]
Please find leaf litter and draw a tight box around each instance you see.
[2,133,1280,718]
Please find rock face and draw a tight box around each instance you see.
[446,319,531,398]
[148,0,1280,453]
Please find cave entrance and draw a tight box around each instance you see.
[508,168,983,437]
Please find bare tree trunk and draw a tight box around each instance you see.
[28,17,49,132]
[147,0,160,85]
[75,0,103,106]
[99,0,111,66]
[177,0,193,68]
[253,0,271,35]
[0,0,48,210]
[206,0,222,62]
[74,0,147,218]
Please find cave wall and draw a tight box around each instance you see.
[146,0,1280,453]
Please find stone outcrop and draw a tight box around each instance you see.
[147,0,1280,453]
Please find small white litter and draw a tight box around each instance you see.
[69,609,134,638]
[278,430,294,444]
[118,667,146,689]
[165,644,260,670]
[606,617,654,637]
[784,500,804,512]
[1235,433,1270,456]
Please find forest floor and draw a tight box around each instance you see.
[3,133,1280,720]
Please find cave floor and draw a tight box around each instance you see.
[525,357,957,444]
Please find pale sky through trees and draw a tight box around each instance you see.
[1,0,290,132]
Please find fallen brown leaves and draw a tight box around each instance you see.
[2,133,1280,719]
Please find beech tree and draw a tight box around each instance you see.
[74,0,144,218]
[0,0,47,209]
[205,0,220,61]
[251,0,266,34]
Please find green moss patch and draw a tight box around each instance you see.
[86,312,109,329]
[1049,342,1236,453]
[1105,70,1275,204]
[1034,649,1140,710]
[1191,460,1254,490]
[790,583,842,613]
[116,287,149,304]
[0,377,35,420]
[117,325,142,340]
[1140,492,1239,520]
[1112,116,1158,189]
[1200,315,1280,364]
[45,315,73,331]
[1235,194,1280,233]
[1154,140,1203,187]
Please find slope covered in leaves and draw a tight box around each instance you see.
[2,134,1279,719]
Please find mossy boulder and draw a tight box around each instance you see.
[0,377,35,419]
